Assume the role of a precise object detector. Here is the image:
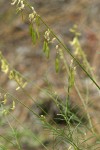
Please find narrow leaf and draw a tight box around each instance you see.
[36,27,40,39]
[69,69,75,88]
[43,41,47,53]
[32,29,36,44]
[36,16,40,26]
[29,24,33,36]
[45,45,50,59]
[55,57,60,73]
[29,24,37,44]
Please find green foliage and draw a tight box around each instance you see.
[55,56,60,73]
[43,41,50,58]
[29,24,37,44]
[0,0,99,150]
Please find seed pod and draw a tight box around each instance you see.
[69,68,75,88]
[43,41,47,53]
[29,24,36,44]
[43,41,50,58]
[55,56,60,73]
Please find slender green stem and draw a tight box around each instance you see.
[39,17,100,90]
[0,134,15,146]
[0,86,48,150]
[6,117,21,150]
[75,84,95,133]
[24,0,100,90]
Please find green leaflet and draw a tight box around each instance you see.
[45,46,50,59]
[43,41,50,59]
[43,41,47,52]
[69,68,75,88]
[0,52,9,74]
[36,27,40,39]
[36,16,40,26]
[55,57,60,73]
[29,24,37,44]
[31,29,36,44]
[29,24,33,36]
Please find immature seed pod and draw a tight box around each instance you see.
[55,56,60,73]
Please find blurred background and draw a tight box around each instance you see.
[0,0,100,149]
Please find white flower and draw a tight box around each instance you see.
[29,7,37,22]
[56,45,59,49]
[11,0,18,5]
[18,1,25,11]
[51,38,56,43]
[44,29,56,44]
[17,0,22,5]
[44,29,51,42]
[11,0,25,11]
